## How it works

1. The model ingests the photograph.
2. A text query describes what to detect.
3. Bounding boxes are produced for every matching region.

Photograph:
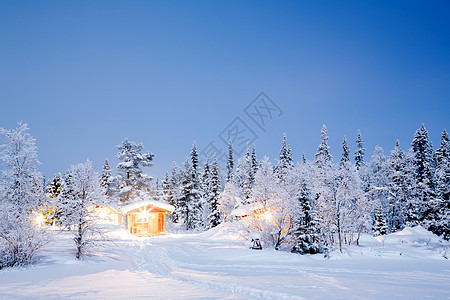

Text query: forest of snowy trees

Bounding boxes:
[160,124,450,253]
[1,122,449,268]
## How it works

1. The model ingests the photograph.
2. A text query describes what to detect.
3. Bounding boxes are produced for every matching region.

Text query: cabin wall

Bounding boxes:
[125,208,168,236]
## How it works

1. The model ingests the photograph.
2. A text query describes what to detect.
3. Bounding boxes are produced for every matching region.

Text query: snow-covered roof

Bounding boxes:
[232,202,264,217]
[120,200,175,214]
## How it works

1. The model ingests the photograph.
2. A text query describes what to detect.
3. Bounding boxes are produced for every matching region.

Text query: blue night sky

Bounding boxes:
[1,1,449,180]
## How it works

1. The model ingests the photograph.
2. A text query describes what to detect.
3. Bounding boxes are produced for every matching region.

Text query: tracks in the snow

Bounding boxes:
[128,238,304,300]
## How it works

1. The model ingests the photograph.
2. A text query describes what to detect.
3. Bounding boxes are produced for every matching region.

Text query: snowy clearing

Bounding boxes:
[1,224,450,299]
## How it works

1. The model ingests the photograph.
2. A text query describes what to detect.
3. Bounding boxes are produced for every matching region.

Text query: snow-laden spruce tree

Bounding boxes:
[233,146,253,203]
[373,205,387,236]
[354,129,366,171]
[251,144,258,181]
[56,160,105,259]
[275,133,294,182]
[311,125,337,247]
[116,138,154,204]
[409,124,436,225]
[187,143,204,230]
[384,140,415,232]
[291,160,324,254]
[207,155,222,228]
[45,173,62,225]
[174,143,204,231]
[201,157,212,227]
[0,123,48,268]
[100,158,117,202]
[364,146,389,224]
[428,130,450,239]
[170,162,186,224]
[226,139,234,183]
[161,172,174,206]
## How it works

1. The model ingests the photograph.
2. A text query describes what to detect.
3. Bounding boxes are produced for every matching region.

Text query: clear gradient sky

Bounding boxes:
[0,1,449,180]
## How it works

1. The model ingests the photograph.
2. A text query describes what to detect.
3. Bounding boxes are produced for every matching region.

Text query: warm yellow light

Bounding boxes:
[262,211,273,221]
[35,214,45,225]
[138,208,150,222]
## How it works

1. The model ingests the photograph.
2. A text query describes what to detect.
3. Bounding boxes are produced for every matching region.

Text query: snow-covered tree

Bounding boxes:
[409,124,435,224]
[178,143,204,231]
[161,172,173,205]
[0,123,48,267]
[275,133,294,183]
[251,144,258,180]
[311,125,336,247]
[226,139,234,183]
[373,205,387,236]
[233,147,253,202]
[170,162,185,224]
[218,182,242,222]
[208,155,222,228]
[340,136,350,167]
[335,138,367,250]
[116,138,154,204]
[45,173,62,225]
[247,157,294,249]
[100,159,111,190]
[56,160,105,259]
[291,167,324,254]
[428,130,450,239]
[385,140,410,232]
[366,146,389,210]
[354,130,365,171]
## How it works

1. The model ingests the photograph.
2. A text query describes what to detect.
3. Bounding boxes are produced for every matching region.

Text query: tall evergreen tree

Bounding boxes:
[170,163,184,224]
[185,142,203,230]
[161,172,173,205]
[354,130,366,171]
[312,125,336,247]
[410,124,435,224]
[291,180,323,254]
[45,173,62,224]
[429,129,450,239]
[208,155,222,228]
[275,133,294,182]
[116,138,154,204]
[385,140,411,232]
[100,158,113,200]
[373,205,387,236]
[340,136,350,167]
[100,159,111,190]
[233,146,253,202]
[435,129,450,202]
[226,139,234,183]
[251,144,258,183]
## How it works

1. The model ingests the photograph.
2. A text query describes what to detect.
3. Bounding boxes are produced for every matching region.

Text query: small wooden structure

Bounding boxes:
[108,200,174,237]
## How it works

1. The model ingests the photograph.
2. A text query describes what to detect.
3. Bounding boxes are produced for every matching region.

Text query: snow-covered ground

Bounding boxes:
[1,224,449,299]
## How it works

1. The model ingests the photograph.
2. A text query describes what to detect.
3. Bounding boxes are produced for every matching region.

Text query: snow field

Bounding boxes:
[1,224,449,299]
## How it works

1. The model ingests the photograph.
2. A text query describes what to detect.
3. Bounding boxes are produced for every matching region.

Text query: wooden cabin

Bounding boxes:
[108,200,175,237]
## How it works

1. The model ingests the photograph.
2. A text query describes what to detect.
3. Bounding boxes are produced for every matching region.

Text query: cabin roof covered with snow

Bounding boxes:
[119,200,175,214]
[232,202,264,217]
